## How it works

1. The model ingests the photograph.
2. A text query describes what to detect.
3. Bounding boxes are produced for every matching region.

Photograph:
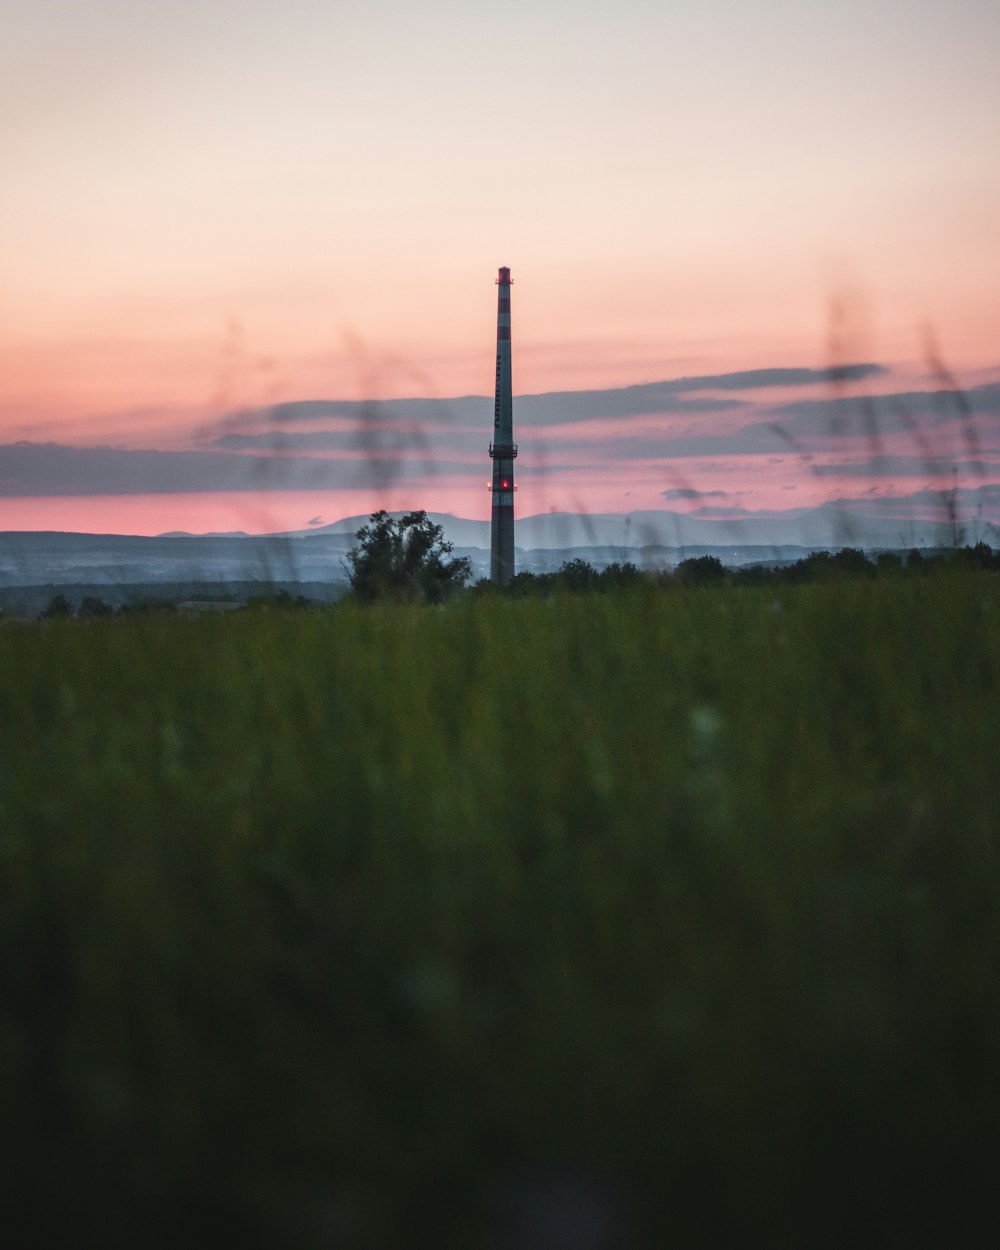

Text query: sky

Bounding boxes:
[2,0,999,537]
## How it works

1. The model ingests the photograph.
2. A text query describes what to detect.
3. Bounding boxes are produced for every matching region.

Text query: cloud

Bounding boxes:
[12,368,993,501]
[223,390,745,433]
[691,505,754,517]
[811,455,997,477]
[210,426,488,455]
[0,441,476,497]
[763,382,1000,442]
[598,382,1000,461]
[549,425,794,460]
[870,483,1000,510]
[192,368,1000,492]
[219,363,884,434]
[750,483,1000,519]
[617,485,1000,551]
[675,363,885,389]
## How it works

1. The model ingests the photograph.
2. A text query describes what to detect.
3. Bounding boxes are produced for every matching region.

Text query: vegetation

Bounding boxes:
[11,544,998,621]
[346,509,472,603]
[40,591,73,619]
[1,570,999,1246]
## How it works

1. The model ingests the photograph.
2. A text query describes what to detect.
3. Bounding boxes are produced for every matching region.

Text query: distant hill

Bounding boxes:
[292,513,493,547]
[0,530,355,590]
[2,505,993,595]
[294,506,996,552]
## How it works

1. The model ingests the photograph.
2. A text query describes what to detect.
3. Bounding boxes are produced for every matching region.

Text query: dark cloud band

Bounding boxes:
[221,363,885,432]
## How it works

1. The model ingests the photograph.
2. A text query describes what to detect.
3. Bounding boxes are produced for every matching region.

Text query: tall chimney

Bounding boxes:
[489,266,516,585]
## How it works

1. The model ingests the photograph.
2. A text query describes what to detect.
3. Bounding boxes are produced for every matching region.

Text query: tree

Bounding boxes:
[555,558,599,593]
[243,588,312,611]
[79,596,114,618]
[875,552,903,575]
[676,555,726,587]
[601,561,643,589]
[41,593,73,619]
[346,511,472,604]
[828,547,873,578]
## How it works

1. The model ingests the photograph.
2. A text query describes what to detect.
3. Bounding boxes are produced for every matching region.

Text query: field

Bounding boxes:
[2,575,999,1247]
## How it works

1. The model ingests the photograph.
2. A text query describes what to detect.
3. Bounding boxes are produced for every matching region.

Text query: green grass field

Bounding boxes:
[2,575,999,1247]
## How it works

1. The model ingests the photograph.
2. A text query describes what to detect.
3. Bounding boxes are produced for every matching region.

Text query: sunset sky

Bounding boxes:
[3,0,999,537]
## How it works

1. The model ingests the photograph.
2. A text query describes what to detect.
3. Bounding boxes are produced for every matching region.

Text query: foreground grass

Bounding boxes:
[1,576,999,1247]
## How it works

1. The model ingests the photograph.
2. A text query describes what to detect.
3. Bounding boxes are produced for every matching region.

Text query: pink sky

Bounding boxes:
[2,1,998,537]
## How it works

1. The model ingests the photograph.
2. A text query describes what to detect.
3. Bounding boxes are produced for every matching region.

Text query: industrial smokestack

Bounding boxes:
[490,266,516,585]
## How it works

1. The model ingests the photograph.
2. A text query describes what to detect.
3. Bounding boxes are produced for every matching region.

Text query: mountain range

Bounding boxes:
[2,501,995,602]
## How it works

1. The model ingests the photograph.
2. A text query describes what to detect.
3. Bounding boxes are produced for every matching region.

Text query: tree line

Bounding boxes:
[11,511,999,620]
[345,511,1000,603]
